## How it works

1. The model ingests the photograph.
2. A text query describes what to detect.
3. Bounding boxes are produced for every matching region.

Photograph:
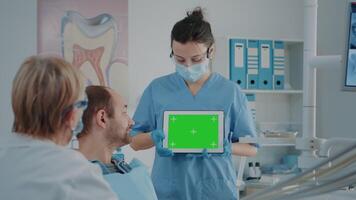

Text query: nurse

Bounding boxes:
[0,55,118,200]
[130,7,258,200]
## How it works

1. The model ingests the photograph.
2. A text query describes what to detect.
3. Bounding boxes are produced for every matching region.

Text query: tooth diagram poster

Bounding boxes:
[37,0,129,99]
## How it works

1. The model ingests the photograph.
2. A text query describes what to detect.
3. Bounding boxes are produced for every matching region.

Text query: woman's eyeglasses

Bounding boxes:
[62,98,88,117]
[170,48,210,66]
[73,99,88,110]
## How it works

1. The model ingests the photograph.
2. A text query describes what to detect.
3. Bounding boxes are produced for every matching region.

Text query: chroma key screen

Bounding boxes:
[166,114,220,149]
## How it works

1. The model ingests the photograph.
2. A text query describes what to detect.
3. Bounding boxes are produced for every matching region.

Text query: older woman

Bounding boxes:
[0,55,118,200]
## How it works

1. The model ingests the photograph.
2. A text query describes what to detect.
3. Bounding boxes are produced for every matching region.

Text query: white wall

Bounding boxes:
[128,0,304,112]
[316,0,356,139]
[0,0,37,139]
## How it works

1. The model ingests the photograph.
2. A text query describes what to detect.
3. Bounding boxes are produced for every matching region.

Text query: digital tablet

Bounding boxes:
[163,111,224,153]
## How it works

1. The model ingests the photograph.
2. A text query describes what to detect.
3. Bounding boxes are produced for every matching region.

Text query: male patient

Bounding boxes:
[77,85,157,200]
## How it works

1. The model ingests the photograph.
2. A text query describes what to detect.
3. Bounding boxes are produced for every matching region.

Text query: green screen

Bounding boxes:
[167,114,220,149]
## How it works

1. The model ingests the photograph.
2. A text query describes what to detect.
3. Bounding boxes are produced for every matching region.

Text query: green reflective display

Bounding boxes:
[167,114,220,149]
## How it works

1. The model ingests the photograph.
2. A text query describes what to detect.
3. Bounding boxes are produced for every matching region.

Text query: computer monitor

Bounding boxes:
[344,2,356,90]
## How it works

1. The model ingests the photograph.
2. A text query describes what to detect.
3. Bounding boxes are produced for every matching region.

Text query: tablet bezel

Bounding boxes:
[163,110,224,153]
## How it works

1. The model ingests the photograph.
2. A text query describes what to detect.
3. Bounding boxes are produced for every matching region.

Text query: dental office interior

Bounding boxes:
[1,0,356,199]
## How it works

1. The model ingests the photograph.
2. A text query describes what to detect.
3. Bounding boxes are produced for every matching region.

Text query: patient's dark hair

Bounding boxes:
[79,85,115,137]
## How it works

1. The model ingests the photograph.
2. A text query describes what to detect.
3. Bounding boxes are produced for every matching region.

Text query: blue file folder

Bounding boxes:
[246,93,256,121]
[230,39,247,89]
[247,40,259,89]
[273,41,285,90]
[258,40,273,89]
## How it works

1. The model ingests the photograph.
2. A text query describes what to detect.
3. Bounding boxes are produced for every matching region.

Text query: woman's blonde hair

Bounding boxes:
[12,55,84,138]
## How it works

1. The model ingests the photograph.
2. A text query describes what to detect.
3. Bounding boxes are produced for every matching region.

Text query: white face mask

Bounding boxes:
[175,59,209,82]
[68,115,84,149]
[68,98,87,149]
[72,119,84,137]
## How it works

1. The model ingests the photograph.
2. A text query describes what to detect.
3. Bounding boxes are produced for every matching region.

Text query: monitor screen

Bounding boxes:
[345,2,356,89]
[163,111,224,153]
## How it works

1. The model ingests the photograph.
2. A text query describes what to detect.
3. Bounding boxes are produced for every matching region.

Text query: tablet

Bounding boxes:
[163,111,224,153]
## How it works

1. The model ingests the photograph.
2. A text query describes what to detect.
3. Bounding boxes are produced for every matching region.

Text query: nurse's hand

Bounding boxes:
[151,130,174,157]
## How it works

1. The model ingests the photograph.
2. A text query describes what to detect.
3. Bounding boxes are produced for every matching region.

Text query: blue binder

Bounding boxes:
[258,40,273,89]
[230,39,247,89]
[247,40,259,89]
[273,41,285,90]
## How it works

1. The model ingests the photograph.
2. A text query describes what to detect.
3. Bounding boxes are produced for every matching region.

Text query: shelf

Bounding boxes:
[224,35,303,43]
[241,89,303,94]
[239,137,296,147]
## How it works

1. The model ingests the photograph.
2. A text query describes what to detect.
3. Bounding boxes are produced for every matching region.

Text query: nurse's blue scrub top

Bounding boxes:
[131,72,257,200]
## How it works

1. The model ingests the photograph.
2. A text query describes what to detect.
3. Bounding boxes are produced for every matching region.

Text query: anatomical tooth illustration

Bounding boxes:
[61,11,118,86]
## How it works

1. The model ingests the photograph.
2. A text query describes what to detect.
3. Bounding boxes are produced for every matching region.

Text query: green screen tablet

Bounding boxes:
[163,111,224,153]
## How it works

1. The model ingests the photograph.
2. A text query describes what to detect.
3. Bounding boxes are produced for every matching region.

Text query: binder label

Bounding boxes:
[234,43,244,68]
[261,44,271,69]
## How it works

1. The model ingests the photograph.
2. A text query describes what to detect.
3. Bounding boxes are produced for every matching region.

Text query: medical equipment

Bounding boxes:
[111,154,132,174]
[344,2,356,90]
[242,142,356,200]
[163,111,224,153]
[297,0,356,171]
[255,162,262,178]
[240,1,356,199]
[247,162,261,180]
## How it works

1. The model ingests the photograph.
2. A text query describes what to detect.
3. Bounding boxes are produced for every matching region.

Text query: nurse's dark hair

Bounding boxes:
[171,7,215,49]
